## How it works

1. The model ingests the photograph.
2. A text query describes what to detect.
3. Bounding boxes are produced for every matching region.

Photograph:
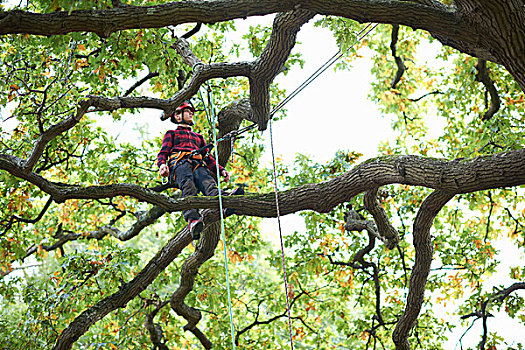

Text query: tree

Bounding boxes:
[1,0,524,349]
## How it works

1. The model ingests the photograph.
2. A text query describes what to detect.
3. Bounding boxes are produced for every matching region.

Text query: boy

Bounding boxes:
[157,101,232,240]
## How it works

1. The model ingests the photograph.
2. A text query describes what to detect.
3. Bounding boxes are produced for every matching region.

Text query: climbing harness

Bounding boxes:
[158,150,205,188]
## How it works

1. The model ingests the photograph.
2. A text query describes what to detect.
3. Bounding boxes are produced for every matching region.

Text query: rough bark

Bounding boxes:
[2,0,524,89]
[249,10,315,129]
[364,188,400,249]
[3,150,525,217]
[392,190,455,349]
[170,222,220,349]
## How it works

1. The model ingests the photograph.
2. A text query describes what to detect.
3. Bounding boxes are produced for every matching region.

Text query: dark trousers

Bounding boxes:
[174,160,219,222]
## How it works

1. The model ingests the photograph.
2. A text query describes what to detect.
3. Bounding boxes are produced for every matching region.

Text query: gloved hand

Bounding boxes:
[159,164,169,177]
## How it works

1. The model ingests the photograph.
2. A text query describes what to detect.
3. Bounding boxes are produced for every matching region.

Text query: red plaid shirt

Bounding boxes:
[157,126,224,173]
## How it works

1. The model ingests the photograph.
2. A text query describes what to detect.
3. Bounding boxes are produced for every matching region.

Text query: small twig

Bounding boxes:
[459,282,525,349]
[235,290,306,345]
[484,191,493,242]
[475,59,500,121]
[407,90,443,102]
[390,25,405,89]
[182,23,202,39]
[123,70,160,96]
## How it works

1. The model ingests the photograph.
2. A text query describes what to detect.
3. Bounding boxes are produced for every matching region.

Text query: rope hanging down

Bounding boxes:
[200,87,237,350]
[266,23,378,350]
[269,117,295,349]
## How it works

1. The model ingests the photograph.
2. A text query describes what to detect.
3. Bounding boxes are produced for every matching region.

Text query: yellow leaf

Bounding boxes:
[117,201,126,211]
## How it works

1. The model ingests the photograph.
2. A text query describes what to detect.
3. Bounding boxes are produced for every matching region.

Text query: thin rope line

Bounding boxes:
[204,88,237,350]
[269,117,295,349]
[262,24,379,349]
[270,23,378,117]
[198,87,213,128]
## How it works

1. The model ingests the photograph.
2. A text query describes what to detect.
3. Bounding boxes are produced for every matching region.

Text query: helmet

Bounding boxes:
[170,101,195,125]
[175,101,195,114]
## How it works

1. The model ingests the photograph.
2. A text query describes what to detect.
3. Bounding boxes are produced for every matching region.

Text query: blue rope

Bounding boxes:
[203,87,237,349]
[197,88,213,129]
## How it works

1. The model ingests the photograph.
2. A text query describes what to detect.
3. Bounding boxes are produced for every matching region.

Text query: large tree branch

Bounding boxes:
[249,9,315,129]
[170,222,221,349]
[145,299,170,350]
[390,24,406,89]
[3,149,525,217]
[475,59,501,121]
[0,1,450,37]
[3,0,525,89]
[363,188,400,249]
[392,190,455,349]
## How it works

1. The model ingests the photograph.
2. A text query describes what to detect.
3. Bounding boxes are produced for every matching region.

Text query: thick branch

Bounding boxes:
[4,0,525,89]
[475,59,501,121]
[170,221,220,349]
[344,208,388,246]
[390,24,405,88]
[0,1,465,45]
[249,9,315,130]
[3,150,525,218]
[392,190,455,349]
[145,299,170,350]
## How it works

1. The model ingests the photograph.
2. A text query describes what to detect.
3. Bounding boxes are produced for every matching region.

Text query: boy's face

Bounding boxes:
[175,108,194,124]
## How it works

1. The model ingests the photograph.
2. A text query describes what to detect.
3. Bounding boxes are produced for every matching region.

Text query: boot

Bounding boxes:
[188,218,204,240]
